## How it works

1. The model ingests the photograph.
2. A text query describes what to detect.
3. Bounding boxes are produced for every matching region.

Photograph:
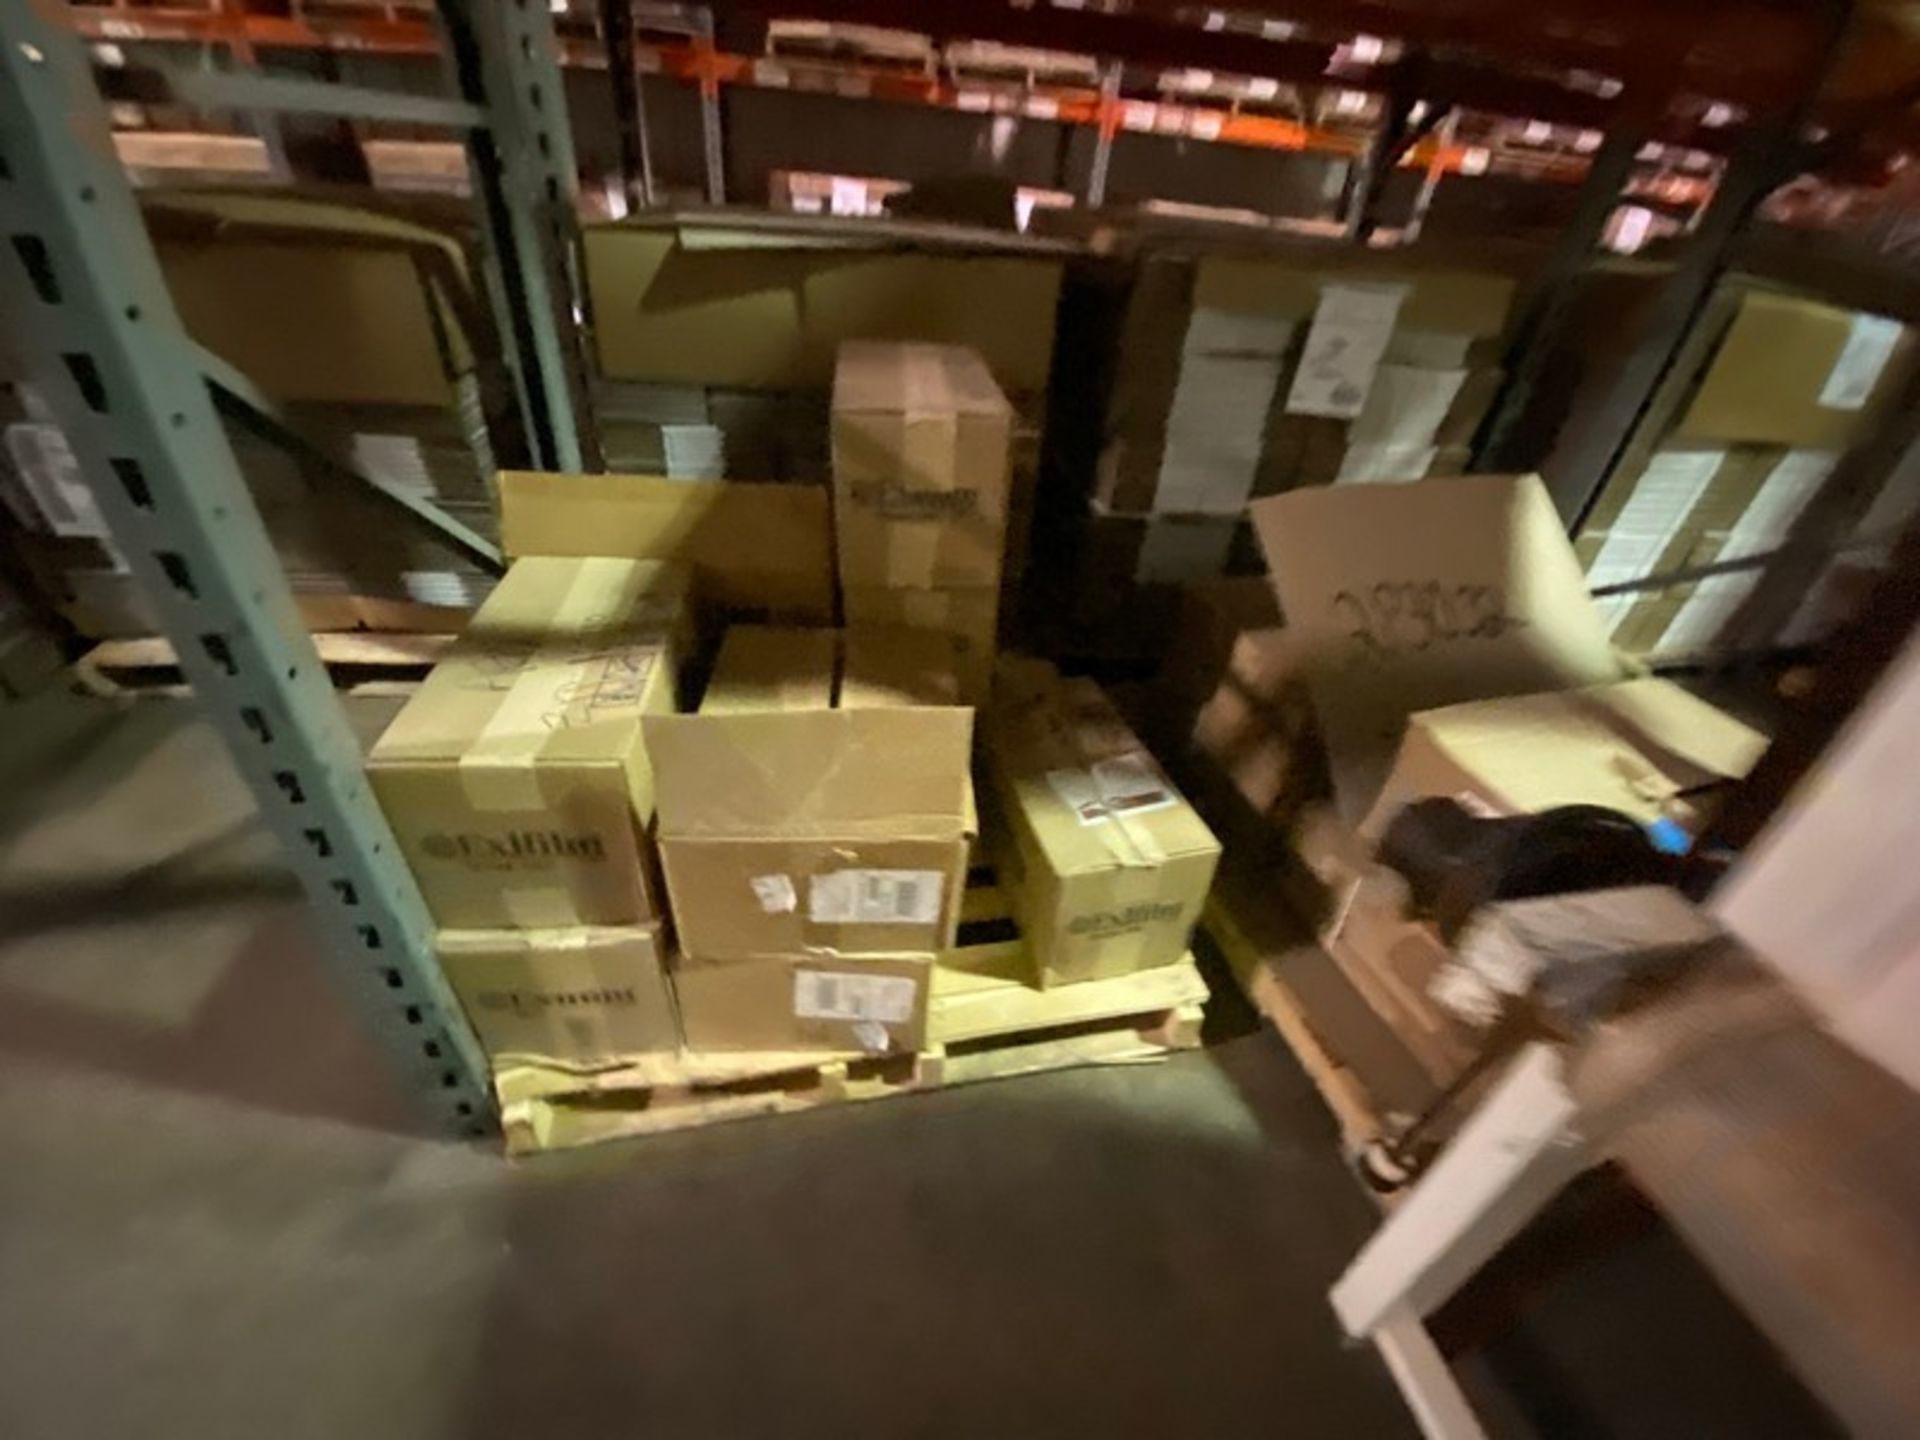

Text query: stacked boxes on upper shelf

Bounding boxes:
[1063,245,1515,656]
[647,625,975,1054]
[832,341,1015,697]
[1572,278,1913,663]
[367,556,692,1067]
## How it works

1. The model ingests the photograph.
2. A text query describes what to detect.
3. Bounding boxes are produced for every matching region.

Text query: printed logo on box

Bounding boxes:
[419,829,608,867]
[1067,900,1186,938]
[847,480,979,521]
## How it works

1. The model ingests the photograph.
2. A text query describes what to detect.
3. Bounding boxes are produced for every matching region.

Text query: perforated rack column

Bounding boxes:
[0,3,494,1138]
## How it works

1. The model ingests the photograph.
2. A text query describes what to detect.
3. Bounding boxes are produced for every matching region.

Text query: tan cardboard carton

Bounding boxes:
[842,584,998,699]
[437,925,678,1065]
[671,953,932,1054]
[368,556,687,928]
[648,626,974,961]
[841,626,963,708]
[1359,678,1767,839]
[831,341,1014,589]
[701,625,836,713]
[984,662,1220,987]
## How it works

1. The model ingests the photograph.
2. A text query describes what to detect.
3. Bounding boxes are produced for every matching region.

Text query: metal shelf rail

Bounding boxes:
[0,0,598,1136]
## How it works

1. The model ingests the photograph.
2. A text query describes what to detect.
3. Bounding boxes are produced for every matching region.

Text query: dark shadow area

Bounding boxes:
[453,1042,1417,1440]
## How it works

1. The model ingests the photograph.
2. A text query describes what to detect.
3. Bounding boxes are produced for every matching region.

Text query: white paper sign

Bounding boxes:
[1284,283,1408,419]
[808,869,943,925]
[1819,313,1902,410]
[793,970,917,1025]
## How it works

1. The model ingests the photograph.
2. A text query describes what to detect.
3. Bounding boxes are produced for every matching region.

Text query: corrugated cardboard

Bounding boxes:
[1192,258,1514,337]
[648,627,975,961]
[672,953,932,1054]
[984,662,1220,987]
[584,224,1062,392]
[701,626,836,713]
[831,342,1015,589]
[1677,290,1909,450]
[368,557,687,928]
[841,628,963,708]
[1359,677,1768,838]
[1250,474,1626,821]
[437,924,678,1065]
[150,191,473,408]
[842,584,998,699]
[498,470,833,619]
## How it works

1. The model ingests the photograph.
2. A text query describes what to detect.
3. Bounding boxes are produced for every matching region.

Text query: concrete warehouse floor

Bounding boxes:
[0,687,1419,1440]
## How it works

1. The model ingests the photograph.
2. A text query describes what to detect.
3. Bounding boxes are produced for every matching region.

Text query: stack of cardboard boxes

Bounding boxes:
[832,341,1015,699]
[1064,248,1515,656]
[367,556,692,1067]
[1574,281,1913,662]
[649,626,976,1053]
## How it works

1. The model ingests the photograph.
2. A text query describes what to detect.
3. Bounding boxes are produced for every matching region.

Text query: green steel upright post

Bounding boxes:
[0,1,495,1136]
[437,0,600,473]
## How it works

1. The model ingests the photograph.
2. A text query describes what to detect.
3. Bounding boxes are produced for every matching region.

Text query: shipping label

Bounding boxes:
[792,970,918,1025]
[808,869,944,925]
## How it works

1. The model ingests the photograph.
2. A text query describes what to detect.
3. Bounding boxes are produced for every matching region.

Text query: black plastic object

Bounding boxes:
[1376,799,1671,943]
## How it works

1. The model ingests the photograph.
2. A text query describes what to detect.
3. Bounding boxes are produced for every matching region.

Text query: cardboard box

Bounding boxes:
[1250,473,1627,820]
[671,953,932,1054]
[1359,677,1767,838]
[1676,290,1909,450]
[437,925,678,1064]
[831,341,1014,589]
[842,584,998,699]
[583,220,1064,393]
[368,557,687,928]
[701,625,835,713]
[498,470,834,621]
[648,627,975,961]
[983,662,1220,987]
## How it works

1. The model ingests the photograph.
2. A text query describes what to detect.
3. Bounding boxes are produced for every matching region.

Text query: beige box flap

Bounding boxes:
[842,627,962,708]
[833,340,1014,418]
[1251,473,1625,821]
[498,470,832,618]
[646,707,974,838]
[1363,677,1767,833]
[702,626,837,713]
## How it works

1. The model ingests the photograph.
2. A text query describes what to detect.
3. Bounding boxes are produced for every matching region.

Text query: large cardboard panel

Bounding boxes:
[498,470,834,619]
[842,584,998,700]
[367,557,686,928]
[151,191,471,407]
[585,226,1061,392]
[437,925,678,1064]
[1192,258,1514,337]
[672,953,932,1054]
[1361,677,1766,836]
[1251,473,1624,820]
[701,626,837,713]
[984,663,1220,987]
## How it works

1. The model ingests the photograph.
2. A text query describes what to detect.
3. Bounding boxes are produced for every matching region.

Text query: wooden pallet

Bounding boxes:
[76,630,454,695]
[496,876,1209,1155]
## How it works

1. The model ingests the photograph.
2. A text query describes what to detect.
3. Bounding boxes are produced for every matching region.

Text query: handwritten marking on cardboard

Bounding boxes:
[1284,283,1408,419]
[1330,581,1527,659]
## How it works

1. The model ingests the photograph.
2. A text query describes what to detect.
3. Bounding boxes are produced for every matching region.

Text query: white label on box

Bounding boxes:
[4,422,109,538]
[808,869,943,925]
[1046,752,1178,827]
[1284,283,1408,419]
[793,970,918,1025]
[1584,448,1721,630]
[750,873,798,914]
[1819,313,1902,410]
